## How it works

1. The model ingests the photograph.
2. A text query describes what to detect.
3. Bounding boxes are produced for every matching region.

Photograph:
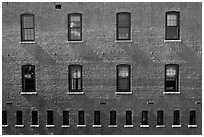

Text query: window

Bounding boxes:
[165,11,180,40]
[141,111,148,126]
[68,13,82,41]
[69,65,82,93]
[31,111,38,126]
[165,64,179,93]
[189,110,196,126]
[20,14,35,42]
[125,111,132,125]
[110,111,116,126]
[173,110,180,126]
[47,111,54,126]
[62,111,69,125]
[16,111,23,125]
[2,110,7,126]
[94,111,101,125]
[116,12,131,40]
[78,111,85,125]
[117,64,131,93]
[157,110,164,126]
[22,65,36,93]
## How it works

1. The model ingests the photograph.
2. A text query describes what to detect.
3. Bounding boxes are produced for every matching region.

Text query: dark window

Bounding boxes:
[165,64,179,93]
[68,13,82,41]
[173,110,180,125]
[22,65,36,92]
[20,14,35,41]
[94,111,101,125]
[189,110,196,125]
[2,111,7,125]
[78,111,85,125]
[110,111,116,125]
[31,111,38,125]
[116,12,131,40]
[126,111,132,125]
[165,11,180,40]
[16,111,23,125]
[117,64,131,92]
[69,65,82,92]
[157,110,164,125]
[55,4,61,9]
[141,110,148,125]
[47,111,54,125]
[63,111,69,125]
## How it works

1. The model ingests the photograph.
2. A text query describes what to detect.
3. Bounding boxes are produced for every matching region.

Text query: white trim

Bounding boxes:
[115,40,132,43]
[172,125,181,128]
[15,125,24,128]
[156,125,165,128]
[77,125,86,128]
[46,125,55,128]
[140,125,149,128]
[21,92,37,95]
[124,125,134,128]
[164,40,182,43]
[67,92,84,95]
[108,125,117,128]
[163,92,180,95]
[67,41,83,43]
[188,125,198,128]
[2,125,8,128]
[115,92,132,95]
[61,125,70,128]
[30,125,39,128]
[19,41,36,44]
[92,125,102,128]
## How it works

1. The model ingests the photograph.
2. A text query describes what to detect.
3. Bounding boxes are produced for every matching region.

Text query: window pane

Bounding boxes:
[16,111,23,125]
[141,111,148,125]
[24,29,34,41]
[167,14,177,26]
[110,111,116,125]
[78,111,84,125]
[157,110,164,125]
[118,13,130,27]
[118,28,129,40]
[70,28,81,40]
[94,111,100,125]
[189,110,196,125]
[23,16,34,28]
[70,16,81,28]
[173,110,180,125]
[118,78,129,91]
[119,66,129,78]
[126,111,132,125]
[47,111,54,125]
[32,111,38,125]
[2,111,7,125]
[63,111,69,125]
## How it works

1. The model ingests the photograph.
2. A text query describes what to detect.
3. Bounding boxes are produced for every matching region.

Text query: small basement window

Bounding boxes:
[172,110,181,127]
[125,111,132,126]
[63,111,69,125]
[16,111,24,127]
[31,111,38,126]
[157,110,164,126]
[55,4,61,9]
[2,110,8,126]
[46,110,54,127]
[109,111,117,126]
[94,111,101,126]
[140,110,149,127]
[189,110,197,127]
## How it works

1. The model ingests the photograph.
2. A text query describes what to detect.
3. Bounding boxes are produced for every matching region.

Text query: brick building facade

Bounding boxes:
[2,2,202,135]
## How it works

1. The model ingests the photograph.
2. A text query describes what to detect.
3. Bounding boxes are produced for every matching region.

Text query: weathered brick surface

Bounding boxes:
[2,2,202,135]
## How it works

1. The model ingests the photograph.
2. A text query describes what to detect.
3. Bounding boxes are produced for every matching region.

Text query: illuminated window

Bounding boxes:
[165,64,179,93]
[68,13,82,41]
[117,64,131,92]
[165,11,180,40]
[20,14,35,41]
[116,12,131,40]
[31,111,38,125]
[69,65,82,92]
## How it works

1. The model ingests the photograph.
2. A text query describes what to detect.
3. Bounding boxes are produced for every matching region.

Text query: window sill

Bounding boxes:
[115,40,132,43]
[156,125,165,128]
[15,125,24,128]
[46,125,55,128]
[19,41,36,44]
[163,92,180,95]
[2,125,8,128]
[67,92,84,95]
[21,92,37,95]
[172,125,181,128]
[92,125,102,128]
[124,125,134,128]
[77,125,86,128]
[188,125,198,128]
[164,40,181,43]
[108,125,117,128]
[115,92,132,95]
[61,125,70,128]
[67,41,83,43]
[30,125,39,128]
[140,125,149,128]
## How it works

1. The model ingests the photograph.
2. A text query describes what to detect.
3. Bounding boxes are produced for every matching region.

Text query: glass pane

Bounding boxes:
[70,28,81,40]
[118,78,129,91]
[119,66,129,77]
[173,110,180,125]
[118,14,130,27]
[166,26,178,39]
[118,28,129,40]
[70,16,81,28]
[32,111,38,125]
[78,111,84,125]
[167,14,177,26]
[142,111,148,125]
[24,16,34,28]
[63,111,69,125]
[47,111,53,125]
[110,111,116,125]
[24,29,34,41]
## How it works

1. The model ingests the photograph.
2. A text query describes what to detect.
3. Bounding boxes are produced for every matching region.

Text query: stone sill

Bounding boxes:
[15,125,24,128]
[2,125,8,128]
[124,125,134,128]
[46,125,55,128]
[108,125,117,128]
[172,125,181,128]
[115,40,132,43]
[156,125,165,128]
[188,125,198,128]
[61,125,70,128]
[67,92,84,95]
[77,125,86,128]
[164,40,181,43]
[115,92,132,95]
[140,125,149,128]
[19,41,36,44]
[163,92,180,95]
[30,125,39,128]
[67,41,83,43]
[21,92,37,95]
[92,125,102,128]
